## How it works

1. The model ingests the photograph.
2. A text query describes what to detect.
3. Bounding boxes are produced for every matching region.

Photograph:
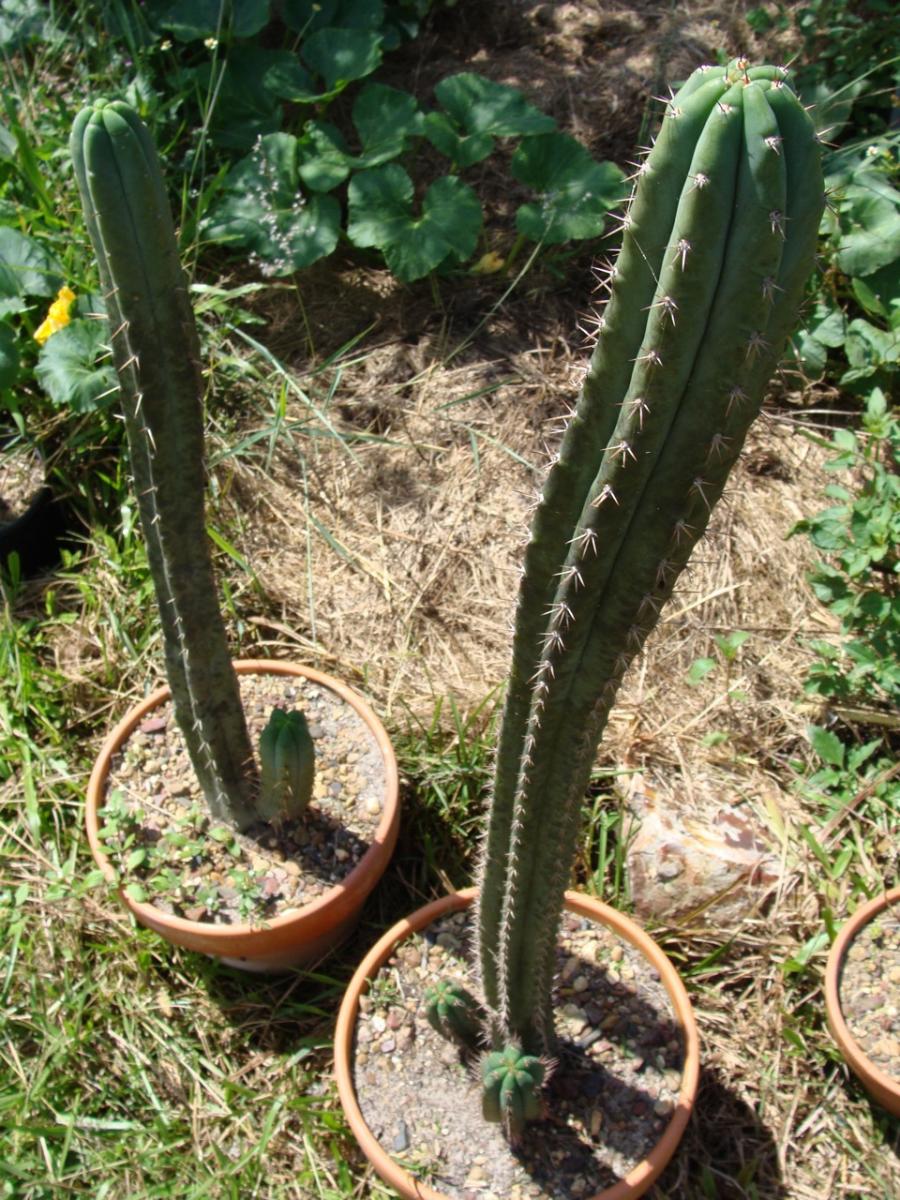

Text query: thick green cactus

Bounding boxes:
[470,58,824,1072]
[481,1046,546,1138]
[258,708,316,821]
[423,979,483,1050]
[70,101,257,829]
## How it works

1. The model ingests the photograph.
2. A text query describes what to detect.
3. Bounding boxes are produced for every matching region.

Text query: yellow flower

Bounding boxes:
[34,285,76,345]
[471,251,506,276]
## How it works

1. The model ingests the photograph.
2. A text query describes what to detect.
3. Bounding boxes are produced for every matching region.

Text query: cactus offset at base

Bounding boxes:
[481,1046,546,1139]
[426,59,824,1130]
[258,708,316,822]
[424,980,484,1051]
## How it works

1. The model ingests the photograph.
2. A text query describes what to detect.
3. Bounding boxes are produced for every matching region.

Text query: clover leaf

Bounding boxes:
[203,133,340,274]
[347,165,482,281]
[511,132,626,244]
[34,318,118,412]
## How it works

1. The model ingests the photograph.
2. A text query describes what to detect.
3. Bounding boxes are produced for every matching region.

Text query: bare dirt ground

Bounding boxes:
[201,3,898,1195]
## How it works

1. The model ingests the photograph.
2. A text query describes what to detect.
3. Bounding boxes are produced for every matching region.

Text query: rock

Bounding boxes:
[139,716,168,734]
[623,773,783,926]
[392,1119,409,1152]
[365,796,382,815]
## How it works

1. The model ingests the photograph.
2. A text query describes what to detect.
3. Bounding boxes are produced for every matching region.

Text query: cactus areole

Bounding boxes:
[474,59,824,1068]
[70,100,258,829]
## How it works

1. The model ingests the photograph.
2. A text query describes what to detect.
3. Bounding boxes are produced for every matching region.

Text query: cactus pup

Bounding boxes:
[433,59,824,1133]
[70,101,312,831]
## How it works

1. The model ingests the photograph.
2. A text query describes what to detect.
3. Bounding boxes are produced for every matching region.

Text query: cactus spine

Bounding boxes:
[475,60,824,1062]
[70,101,257,829]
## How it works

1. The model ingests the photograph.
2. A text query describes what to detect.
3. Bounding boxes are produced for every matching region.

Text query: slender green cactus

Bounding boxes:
[70,101,258,829]
[423,980,484,1050]
[258,708,316,821]
[470,58,824,1072]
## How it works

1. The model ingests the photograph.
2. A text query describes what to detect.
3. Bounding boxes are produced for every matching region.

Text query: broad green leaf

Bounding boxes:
[0,228,62,301]
[281,0,338,33]
[347,166,482,281]
[851,259,900,321]
[434,73,556,138]
[148,0,269,41]
[840,318,898,385]
[512,133,625,244]
[123,882,148,904]
[790,327,827,375]
[190,49,317,150]
[423,112,494,168]
[0,0,47,51]
[301,27,383,92]
[34,318,118,412]
[352,83,424,164]
[282,0,384,33]
[0,321,19,388]
[835,185,900,277]
[204,133,340,272]
[297,87,423,189]
[686,657,716,685]
[806,725,845,768]
[297,121,352,192]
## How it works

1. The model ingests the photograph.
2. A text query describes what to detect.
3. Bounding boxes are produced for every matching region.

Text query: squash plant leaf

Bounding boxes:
[189,48,318,150]
[0,228,62,311]
[35,318,118,412]
[347,165,482,281]
[301,27,383,94]
[146,0,270,41]
[351,83,424,165]
[203,133,340,273]
[297,121,352,192]
[425,72,556,167]
[298,85,423,189]
[511,132,626,244]
[282,0,385,34]
[0,320,19,389]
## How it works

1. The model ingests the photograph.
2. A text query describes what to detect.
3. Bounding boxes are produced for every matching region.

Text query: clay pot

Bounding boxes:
[825,885,900,1117]
[335,887,700,1200]
[86,659,400,971]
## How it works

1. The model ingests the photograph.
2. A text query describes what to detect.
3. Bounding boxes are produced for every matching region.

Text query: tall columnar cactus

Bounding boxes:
[473,59,825,1070]
[71,101,258,829]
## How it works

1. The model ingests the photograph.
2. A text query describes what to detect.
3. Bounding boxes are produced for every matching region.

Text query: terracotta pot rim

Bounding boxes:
[85,658,400,943]
[335,886,701,1200]
[824,884,900,1113]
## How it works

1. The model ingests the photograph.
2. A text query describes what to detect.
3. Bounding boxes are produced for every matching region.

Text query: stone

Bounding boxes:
[392,1119,409,1152]
[623,772,783,926]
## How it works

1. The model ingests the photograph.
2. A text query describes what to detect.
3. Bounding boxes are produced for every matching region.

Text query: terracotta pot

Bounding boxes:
[335,887,700,1200]
[86,659,400,971]
[825,884,900,1117]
